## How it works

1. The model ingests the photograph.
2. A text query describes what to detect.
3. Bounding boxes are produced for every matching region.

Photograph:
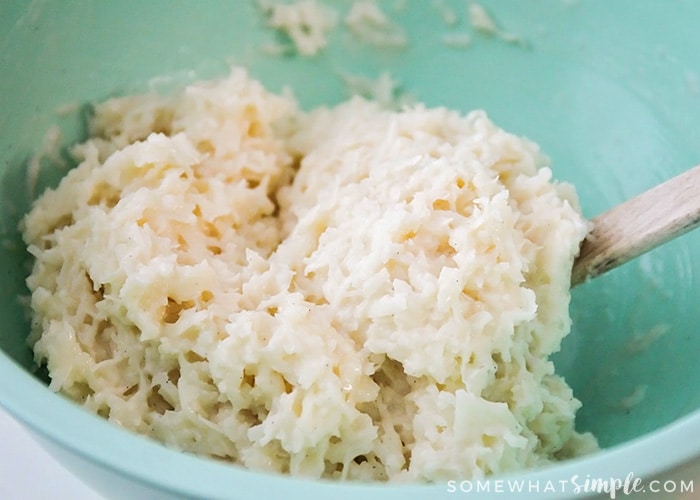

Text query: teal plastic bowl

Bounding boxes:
[2,1,700,498]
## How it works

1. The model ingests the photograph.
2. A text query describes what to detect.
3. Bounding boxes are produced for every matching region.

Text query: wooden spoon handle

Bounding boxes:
[571,164,700,286]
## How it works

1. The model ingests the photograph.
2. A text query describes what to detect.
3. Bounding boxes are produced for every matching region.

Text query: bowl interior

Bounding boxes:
[2,0,700,495]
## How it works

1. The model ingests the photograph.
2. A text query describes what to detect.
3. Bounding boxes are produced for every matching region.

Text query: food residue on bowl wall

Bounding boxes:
[257,0,528,57]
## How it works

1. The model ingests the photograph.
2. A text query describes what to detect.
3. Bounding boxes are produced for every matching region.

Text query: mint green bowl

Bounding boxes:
[2,1,700,499]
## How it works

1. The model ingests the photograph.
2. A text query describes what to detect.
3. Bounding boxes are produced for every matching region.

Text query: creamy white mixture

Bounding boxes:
[23,68,597,481]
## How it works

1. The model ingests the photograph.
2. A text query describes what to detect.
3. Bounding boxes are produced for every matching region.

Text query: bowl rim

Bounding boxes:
[1,349,699,500]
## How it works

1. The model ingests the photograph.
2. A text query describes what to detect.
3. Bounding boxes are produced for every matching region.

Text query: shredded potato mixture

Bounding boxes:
[23,68,596,481]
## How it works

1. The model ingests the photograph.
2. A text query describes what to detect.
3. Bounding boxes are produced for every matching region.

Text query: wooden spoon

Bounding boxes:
[571,164,700,286]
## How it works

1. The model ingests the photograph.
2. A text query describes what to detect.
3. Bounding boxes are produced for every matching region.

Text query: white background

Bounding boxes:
[0,406,102,500]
